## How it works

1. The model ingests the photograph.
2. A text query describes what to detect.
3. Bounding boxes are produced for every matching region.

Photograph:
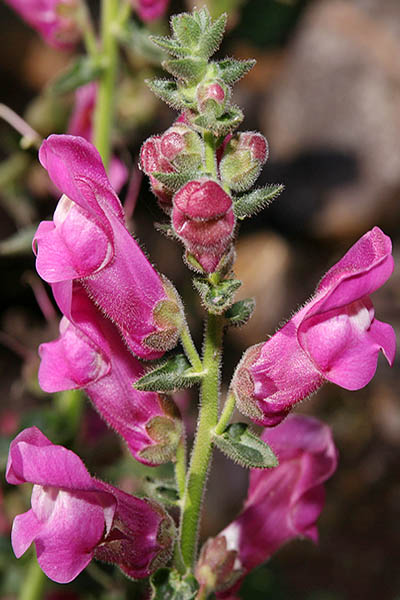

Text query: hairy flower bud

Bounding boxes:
[196,81,230,118]
[140,135,175,208]
[172,178,235,273]
[219,132,268,192]
[4,0,82,49]
[160,124,204,171]
[231,227,396,426]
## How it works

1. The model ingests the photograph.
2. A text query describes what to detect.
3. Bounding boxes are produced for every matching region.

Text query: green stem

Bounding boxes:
[204,131,217,177]
[179,313,224,568]
[77,2,98,58]
[214,392,236,435]
[175,437,187,500]
[93,0,120,169]
[19,555,46,600]
[180,322,203,372]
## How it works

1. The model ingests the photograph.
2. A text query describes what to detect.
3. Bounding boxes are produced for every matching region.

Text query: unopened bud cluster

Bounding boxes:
[141,8,273,273]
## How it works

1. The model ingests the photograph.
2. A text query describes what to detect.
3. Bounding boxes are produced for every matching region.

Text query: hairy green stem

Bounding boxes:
[180,322,203,372]
[93,0,120,168]
[179,313,224,568]
[204,131,217,177]
[214,392,236,435]
[175,437,187,500]
[19,555,46,600]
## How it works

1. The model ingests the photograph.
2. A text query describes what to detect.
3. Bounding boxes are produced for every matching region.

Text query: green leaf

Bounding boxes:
[233,184,284,219]
[0,225,36,257]
[198,13,227,58]
[146,79,185,110]
[213,423,279,469]
[150,568,199,600]
[225,298,256,327]
[51,56,103,95]
[143,477,180,507]
[217,58,256,85]
[162,57,207,83]
[134,354,204,392]
[193,7,212,31]
[150,35,192,58]
[152,170,197,192]
[193,278,242,314]
[171,13,202,48]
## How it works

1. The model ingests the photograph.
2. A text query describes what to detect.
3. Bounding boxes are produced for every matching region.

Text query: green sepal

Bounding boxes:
[154,222,179,241]
[50,56,103,95]
[225,298,256,327]
[194,106,244,135]
[216,58,256,85]
[150,568,199,600]
[134,354,203,392]
[171,13,202,49]
[193,278,241,315]
[150,35,192,58]
[152,170,197,193]
[233,184,284,219]
[162,58,207,83]
[198,12,227,58]
[146,79,186,110]
[213,423,279,469]
[143,477,179,507]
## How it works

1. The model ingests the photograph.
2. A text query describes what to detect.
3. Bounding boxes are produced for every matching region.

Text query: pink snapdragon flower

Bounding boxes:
[68,83,128,193]
[135,0,169,22]
[4,0,81,49]
[232,227,396,426]
[6,427,175,583]
[172,178,235,273]
[39,284,183,465]
[196,415,338,597]
[33,135,183,360]
[140,134,176,209]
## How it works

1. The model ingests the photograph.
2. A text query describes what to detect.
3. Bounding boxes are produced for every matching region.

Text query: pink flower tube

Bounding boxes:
[33,135,183,360]
[68,83,128,193]
[38,283,183,465]
[232,227,396,426]
[4,0,81,49]
[6,427,175,583]
[135,0,169,22]
[196,415,338,597]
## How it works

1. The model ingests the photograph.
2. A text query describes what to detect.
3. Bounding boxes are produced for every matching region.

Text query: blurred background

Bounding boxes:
[0,0,399,599]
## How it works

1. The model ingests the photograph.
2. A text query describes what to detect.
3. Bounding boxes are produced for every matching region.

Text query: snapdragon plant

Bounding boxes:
[2,2,395,599]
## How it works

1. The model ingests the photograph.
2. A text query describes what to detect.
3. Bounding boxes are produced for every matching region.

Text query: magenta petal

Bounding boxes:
[35,203,112,283]
[248,315,323,427]
[6,427,52,484]
[39,318,110,392]
[312,227,394,316]
[11,510,42,558]
[32,487,109,584]
[39,135,124,222]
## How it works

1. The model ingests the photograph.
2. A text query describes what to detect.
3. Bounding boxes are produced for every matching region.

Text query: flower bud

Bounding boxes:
[219,132,268,192]
[140,135,175,208]
[196,81,230,118]
[160,124,204,171]
[195,536,243,597]
[172,178,235,273]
